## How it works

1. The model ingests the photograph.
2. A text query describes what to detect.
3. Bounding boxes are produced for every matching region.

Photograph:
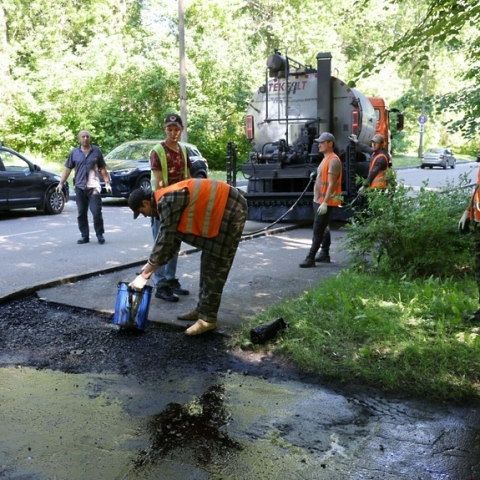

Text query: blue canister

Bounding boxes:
[113,282,153,330]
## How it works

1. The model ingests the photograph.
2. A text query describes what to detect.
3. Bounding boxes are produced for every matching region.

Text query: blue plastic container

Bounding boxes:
[113,282,153,330]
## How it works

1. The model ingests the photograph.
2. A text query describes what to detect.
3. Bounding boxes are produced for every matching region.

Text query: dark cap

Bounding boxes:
[164,113,183,128]
[128,188,151,219]
[314,132,335,143]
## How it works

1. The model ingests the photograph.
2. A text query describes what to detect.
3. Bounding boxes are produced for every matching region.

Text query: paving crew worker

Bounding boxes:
[149,113,192,303]
[299,132,342,268]
[349,133,390,194]
[127,178,248,336]
[57,129,111,244]
[459,155,480,319]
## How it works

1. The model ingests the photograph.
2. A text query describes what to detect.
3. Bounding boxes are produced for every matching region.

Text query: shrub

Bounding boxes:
[343,172,474,278]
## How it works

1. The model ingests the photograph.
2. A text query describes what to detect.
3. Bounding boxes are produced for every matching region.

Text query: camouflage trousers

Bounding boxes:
[196,193,247,323]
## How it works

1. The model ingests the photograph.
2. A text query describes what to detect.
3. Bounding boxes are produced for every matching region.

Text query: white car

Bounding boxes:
[420,148,456,170]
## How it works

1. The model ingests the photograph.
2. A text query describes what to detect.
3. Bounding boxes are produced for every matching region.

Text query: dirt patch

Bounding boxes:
[0,295,297,380]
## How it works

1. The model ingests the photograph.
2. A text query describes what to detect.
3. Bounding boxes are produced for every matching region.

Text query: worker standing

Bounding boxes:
[459,154,480,319]
[149,113,192,303]
[349,133,390,194]
[299,132,342,268]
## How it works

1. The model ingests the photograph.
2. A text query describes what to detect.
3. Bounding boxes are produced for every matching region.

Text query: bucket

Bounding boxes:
[113,282,153,330]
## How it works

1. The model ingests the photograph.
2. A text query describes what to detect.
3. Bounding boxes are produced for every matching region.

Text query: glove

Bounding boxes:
[358,186,365,196]
[55,183,63,194]
[136,262,150,275]
[458,210,471,234]
[310,171,317,181]
[349,134,358,143]
[317,203,328,216]
[105,184,112,194]
[128,274,148,291]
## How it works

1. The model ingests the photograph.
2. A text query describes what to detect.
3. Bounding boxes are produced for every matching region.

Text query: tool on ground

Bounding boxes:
[250,317,289,344]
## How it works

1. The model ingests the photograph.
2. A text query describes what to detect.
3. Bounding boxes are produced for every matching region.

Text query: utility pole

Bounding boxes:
[178,0,187,142]
[418,68,428,158]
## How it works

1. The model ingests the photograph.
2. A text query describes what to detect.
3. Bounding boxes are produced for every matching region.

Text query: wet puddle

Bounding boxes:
[1,366,479,479]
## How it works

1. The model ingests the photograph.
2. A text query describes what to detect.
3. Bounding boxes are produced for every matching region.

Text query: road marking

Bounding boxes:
[0,230,45,239]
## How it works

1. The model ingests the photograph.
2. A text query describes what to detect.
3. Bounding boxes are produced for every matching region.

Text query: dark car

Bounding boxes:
[101,140,209,197]
[0,143,69,214]
[420,147,456,169]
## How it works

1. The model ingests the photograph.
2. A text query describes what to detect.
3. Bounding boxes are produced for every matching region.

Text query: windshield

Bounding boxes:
[105,143,156,161]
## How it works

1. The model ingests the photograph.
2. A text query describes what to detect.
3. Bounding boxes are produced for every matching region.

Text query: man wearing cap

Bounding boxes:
[149,113,192,303]
[349,133,391,194]
[127,178,247,336]
[299,132,342,268]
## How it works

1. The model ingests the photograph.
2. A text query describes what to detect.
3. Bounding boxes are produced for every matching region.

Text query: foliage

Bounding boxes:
[2,0,479,164]
[232,270,480,402]
[354,0,480,141]
[343,173,473,277]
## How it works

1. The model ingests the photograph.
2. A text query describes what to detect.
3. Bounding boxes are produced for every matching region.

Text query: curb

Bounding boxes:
[0,223,304,304]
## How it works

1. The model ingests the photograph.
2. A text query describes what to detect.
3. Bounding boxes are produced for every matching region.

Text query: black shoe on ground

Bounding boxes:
[97,235,105,244]
[315,251,331,263]
[77,237,89,244]
[463,309,480,323]
[299,256,315,268]
[169,279,189,295]
[155,286,179,302]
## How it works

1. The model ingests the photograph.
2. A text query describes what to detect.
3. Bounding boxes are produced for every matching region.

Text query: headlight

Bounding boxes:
[112,168,135,175]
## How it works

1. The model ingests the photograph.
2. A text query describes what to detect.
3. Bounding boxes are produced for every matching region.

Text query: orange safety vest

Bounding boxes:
[369,153,389,190]
[468,168,480,222]
[318,153,342,206]
[154,179,230,238]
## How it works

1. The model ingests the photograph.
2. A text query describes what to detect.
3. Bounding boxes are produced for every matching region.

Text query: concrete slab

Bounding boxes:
[37,225,348,333]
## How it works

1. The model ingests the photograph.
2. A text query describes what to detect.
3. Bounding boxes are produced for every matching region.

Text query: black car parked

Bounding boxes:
[0,144,69,214]
[101,140,209,197]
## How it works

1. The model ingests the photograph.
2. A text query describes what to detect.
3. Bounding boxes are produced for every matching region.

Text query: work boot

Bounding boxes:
[155,286,179,302]
[299,256,315,268]
[77,237,89,244]
[169,279,189,295]
[315,250,331,263]
[185,319,217,336]
[177,309,199,321]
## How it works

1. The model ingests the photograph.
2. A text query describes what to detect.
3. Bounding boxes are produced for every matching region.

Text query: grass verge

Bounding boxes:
[231,270,480,403]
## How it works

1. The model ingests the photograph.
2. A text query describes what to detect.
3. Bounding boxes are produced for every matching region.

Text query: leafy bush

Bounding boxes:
[343,172,474,278]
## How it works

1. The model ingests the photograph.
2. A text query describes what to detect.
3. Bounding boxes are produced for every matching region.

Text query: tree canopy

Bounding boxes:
[0,0,479,168]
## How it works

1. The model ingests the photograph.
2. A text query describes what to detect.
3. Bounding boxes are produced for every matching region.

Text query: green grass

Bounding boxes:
[231,270,480,403]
